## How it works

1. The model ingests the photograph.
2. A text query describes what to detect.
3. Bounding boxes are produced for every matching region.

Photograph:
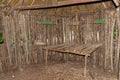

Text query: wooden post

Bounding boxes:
[0,59,2,72]
[110,10,116,71]
[45,49,48,66]
[84,55,88,80]
[75,13,79,43]
[116,7,120,80]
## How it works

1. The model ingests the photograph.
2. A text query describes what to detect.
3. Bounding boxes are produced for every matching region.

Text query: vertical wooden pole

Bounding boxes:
[75,13,80,44]
[22,14,29,64]
[116,8,120,80]
[0,59,2,72]
[62,18,66,61]
[45,49,48,66]
[104,11,109,69]
[84,55,88,80]
[110,10,116,71]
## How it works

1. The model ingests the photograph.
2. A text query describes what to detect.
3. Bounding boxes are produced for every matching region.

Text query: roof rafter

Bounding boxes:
[16,0,104,10]
[112,0,120,6]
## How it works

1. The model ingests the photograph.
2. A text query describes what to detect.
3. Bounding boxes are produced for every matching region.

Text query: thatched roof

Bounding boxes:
[0,0,119,14]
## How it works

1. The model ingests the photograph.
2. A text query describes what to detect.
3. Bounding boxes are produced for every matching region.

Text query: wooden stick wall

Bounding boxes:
[116,8,120,79]
[0,9,119,76]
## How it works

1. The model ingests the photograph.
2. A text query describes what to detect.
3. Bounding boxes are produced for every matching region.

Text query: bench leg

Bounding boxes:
[45,49,48,66]
[84,55,88,79]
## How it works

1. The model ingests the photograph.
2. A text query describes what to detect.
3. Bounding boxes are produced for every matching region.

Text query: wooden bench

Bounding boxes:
[43,43,102,79]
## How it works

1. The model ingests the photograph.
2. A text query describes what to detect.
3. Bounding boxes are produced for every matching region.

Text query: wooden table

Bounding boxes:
[43,43,102,78]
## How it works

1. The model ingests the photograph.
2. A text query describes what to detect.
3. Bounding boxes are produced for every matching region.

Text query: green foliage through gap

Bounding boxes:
[42,20,53,25]
[0,33,4,44]
[113,27,117,40]
[95,18,105,23]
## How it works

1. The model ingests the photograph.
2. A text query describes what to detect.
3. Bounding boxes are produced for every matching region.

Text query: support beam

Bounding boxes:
[16,0,103,10]
[113,0,120,6]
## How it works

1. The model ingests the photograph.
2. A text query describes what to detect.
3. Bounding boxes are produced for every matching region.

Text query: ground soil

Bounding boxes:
[0,61,117,80]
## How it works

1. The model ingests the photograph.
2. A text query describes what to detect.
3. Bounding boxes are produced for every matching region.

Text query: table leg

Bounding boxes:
[84,55,88,79]
[45,49,48,66]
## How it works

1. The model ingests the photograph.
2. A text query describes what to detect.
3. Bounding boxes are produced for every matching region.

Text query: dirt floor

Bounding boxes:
[0,61,117,80]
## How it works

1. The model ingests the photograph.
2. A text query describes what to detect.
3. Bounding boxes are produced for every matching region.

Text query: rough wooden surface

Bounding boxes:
[44,43,102,56]
[0,5,119,79]
[16,0,103,10]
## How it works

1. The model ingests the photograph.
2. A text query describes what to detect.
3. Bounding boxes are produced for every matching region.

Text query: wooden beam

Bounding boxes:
[113,0,120,6]
[16,0,103,10]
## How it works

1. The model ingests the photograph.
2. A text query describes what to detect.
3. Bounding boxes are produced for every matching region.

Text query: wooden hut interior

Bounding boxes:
[0,0,120,80]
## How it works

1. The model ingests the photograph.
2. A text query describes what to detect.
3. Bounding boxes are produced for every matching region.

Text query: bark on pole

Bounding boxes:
[117,7,120,80]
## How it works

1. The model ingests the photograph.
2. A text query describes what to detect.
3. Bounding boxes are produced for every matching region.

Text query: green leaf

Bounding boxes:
[42,20,53,25]
[19,34,23,40]
[0,33,4,43]
[95,19,105,23]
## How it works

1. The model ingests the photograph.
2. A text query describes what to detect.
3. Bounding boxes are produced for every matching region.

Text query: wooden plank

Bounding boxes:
[80,44,102,55]
[43,43,73,49]
[63,44,81,50]
[17,0,103,10]
[44,43,102,56]
[44,48,91,56]
[65,44,89,53]
[45,49,48,66]
[54,43,75,50]
[84,55,88,79]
